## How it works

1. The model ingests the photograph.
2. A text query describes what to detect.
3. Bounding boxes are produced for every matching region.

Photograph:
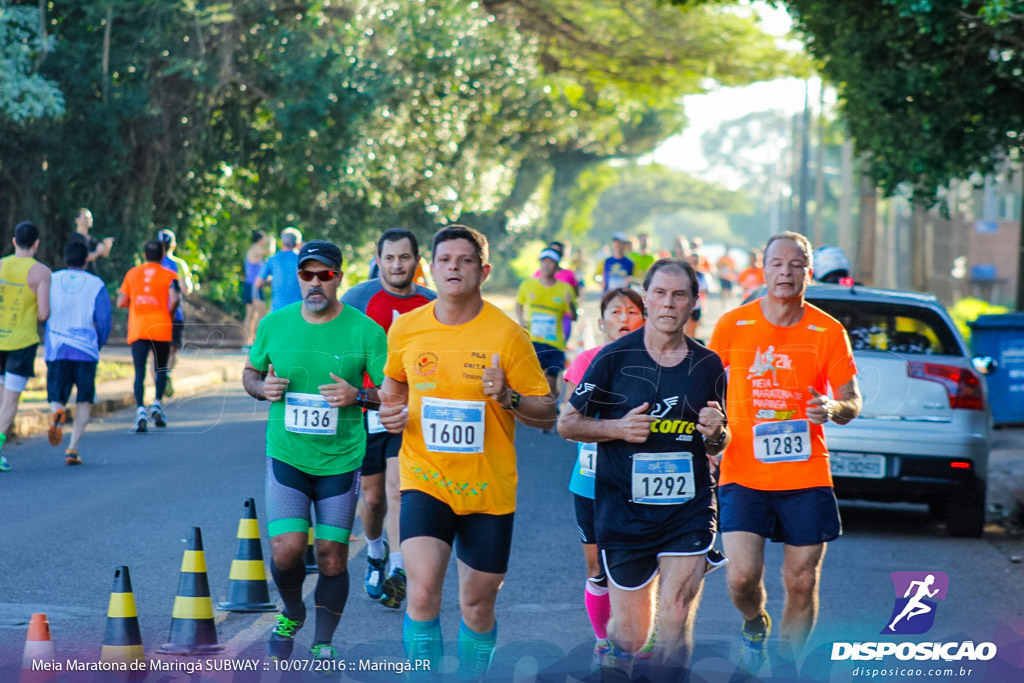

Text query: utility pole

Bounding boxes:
[796,80,811,236]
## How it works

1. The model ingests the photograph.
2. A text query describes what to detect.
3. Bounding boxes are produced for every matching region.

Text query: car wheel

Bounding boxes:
[944,477,986,538]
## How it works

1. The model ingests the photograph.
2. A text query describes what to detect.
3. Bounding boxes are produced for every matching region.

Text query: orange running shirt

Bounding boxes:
[120,263,177,343]
[708,299,856,490]
[384,301,550,515]
[738,267,764,294]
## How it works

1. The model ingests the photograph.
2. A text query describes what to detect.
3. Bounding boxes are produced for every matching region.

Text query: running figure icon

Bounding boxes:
[887,574,939,632]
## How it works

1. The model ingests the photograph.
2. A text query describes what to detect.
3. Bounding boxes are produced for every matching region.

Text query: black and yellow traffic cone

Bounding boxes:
[100,566,144,664]
[156,527,225,655]
[304,527,317,573]
[217,498,276,612]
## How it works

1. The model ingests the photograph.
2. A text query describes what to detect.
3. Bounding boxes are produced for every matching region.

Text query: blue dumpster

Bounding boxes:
[970,313,1024,425]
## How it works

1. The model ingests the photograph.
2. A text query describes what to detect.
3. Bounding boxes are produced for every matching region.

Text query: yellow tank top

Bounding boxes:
[0,256,41,349]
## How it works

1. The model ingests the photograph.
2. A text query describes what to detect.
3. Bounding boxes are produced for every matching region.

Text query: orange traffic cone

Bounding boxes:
[304,526,317,573]
[156,527,225,655]
[217,498,276,612]
[20,613,56,683]
[100,566,144,664]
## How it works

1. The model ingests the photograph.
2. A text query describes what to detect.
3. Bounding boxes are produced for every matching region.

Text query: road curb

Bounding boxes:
[11,364,244,441]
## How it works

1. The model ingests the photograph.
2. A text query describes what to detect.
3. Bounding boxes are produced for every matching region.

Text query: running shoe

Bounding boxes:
[48,408,66,446]
[310,644,338,678]
[380,567,407,609]
[636,630,656,660]
[601,648,634,682]
[365,539,389,599]
[65,449,82,466]
[590,638,611,672]
[737,611,772,675]
[0,454,9,472]
[149,403,167,428]
[266,613,304,660]
[133,409,148,433]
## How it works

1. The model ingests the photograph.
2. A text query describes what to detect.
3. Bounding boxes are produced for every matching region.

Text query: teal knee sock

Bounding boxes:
[457,619,497,680]
[403,614,443,675]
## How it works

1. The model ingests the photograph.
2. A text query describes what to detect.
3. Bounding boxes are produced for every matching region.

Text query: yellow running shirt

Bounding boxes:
[0,256,41,350]
[384,301,550,515]
[516,278,575,350]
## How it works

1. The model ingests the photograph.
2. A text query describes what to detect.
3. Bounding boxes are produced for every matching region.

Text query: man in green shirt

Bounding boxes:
[243,240,387,663]
[628,232,657,284]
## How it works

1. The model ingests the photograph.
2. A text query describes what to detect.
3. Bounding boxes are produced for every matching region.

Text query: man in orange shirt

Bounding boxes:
[118,239,179,432]
[378,225,556,679]
[709,231,861,674]
[737,249,765,301]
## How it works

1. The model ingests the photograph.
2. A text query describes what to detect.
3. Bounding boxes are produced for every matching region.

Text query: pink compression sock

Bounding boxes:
[584,580,611,640]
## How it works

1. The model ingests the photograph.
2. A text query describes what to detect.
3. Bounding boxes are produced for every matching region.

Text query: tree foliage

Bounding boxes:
[783,0,1024,199]
[1,0,795,309]
[0,6,65,124]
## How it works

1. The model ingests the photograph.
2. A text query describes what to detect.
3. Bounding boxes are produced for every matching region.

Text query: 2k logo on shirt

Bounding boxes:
[882,571,949,635]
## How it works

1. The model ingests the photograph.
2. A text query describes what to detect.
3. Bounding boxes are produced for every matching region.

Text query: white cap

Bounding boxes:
[539,248,561,263]
[612,232,629,242]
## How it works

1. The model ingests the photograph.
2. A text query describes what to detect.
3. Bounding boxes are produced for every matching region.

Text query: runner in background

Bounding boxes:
[157,229,195,398]
[684,252,709,339]
[243,230,273,349]
[531,240,580,350]
[717,248,739,306]
[254,227,303,311]
[671,236,691,260]
[117,239,179,433]
[628,232,657,284]
[601,233,634,292]
[342,228,436,611]
[0,222,52,472]
[517,248,577,402]
[738,249,765,302]
[562,287,645,669]
[45,240,112,465]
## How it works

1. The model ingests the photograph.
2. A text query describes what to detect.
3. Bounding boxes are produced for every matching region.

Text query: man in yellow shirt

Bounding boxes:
[0,222,52,472]
[515,248,577,397]
[379,224,557,679]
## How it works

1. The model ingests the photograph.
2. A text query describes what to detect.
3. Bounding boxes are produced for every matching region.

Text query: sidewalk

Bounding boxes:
[12,345,245,441]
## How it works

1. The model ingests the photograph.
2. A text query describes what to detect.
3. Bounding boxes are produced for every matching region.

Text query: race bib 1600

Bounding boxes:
[421,397,486,453]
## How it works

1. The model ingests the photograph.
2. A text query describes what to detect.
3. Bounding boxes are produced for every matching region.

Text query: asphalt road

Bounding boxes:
[1,352,1023,681]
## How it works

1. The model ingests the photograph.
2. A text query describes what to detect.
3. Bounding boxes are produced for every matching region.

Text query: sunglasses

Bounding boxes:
[298,268,340,282]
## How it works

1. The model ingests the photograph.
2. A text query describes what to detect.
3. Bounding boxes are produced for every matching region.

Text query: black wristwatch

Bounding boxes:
[502,390,522,410]
[355,388,369,408]
[704,428,727,449]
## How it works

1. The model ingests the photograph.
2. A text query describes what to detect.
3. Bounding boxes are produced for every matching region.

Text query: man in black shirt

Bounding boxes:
[69,208,114,275]
[559,258,729,676]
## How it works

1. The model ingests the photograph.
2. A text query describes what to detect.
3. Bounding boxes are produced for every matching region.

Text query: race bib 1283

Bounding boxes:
[753,419,811,463]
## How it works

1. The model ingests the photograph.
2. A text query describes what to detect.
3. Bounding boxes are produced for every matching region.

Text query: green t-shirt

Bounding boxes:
[629,252,657,281]
[249,302,387,476]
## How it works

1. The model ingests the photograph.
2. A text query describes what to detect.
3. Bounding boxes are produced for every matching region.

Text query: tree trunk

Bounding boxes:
[102,6,113,105]
[911,203,928,292]
[857,169,877,285]
[839,138,854,261]
[813,83,826,247]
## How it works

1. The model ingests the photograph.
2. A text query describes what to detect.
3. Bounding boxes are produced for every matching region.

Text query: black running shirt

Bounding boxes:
[568,328,727,549]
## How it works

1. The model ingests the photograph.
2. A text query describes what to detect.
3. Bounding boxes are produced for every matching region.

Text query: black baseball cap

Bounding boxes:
[298,240,342,269]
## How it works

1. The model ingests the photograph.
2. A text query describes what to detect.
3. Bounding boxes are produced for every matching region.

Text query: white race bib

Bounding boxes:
[631,452,695,505]
[366,410,386,435]
[421,397,486,454]
[578,442,597,478]
[753,419,812,463]
[284,392,337,435]
[530,313,558,342]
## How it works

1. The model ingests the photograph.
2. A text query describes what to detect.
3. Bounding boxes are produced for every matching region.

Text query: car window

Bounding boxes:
[809,299,962,356]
